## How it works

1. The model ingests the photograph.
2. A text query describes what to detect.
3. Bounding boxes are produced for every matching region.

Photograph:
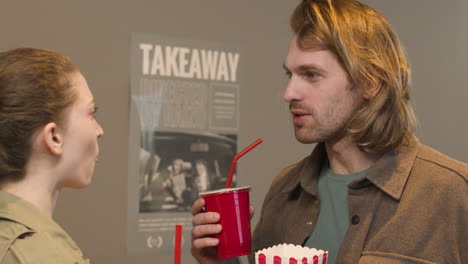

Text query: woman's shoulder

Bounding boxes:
[0,218,29,238]
[0,219,36,263]
[0,218,89,263]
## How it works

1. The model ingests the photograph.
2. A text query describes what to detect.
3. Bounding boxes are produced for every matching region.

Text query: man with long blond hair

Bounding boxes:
[191,1,467,264]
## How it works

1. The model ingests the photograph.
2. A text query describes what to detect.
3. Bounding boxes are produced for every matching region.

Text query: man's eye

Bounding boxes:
[305,72,319,79]
[285,71,292,79]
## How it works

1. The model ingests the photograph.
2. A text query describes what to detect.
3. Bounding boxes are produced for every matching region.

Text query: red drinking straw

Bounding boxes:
[225,138,263,188]
[174,225,182,264]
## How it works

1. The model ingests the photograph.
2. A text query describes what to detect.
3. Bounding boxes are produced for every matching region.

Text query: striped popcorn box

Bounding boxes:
[255,244,328,264]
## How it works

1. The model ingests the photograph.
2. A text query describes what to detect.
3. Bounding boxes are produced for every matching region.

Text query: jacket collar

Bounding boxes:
[0,191,54,231]
[361,135,420,201]
[281,143,325,197]
[0,191,86,259]
[280,135,420,201]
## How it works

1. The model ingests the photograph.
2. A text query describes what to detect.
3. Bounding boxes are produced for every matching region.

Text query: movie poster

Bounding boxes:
[127,33,241,256]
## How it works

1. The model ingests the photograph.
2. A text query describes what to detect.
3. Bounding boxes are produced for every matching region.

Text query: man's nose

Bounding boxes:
[283,77,302,103]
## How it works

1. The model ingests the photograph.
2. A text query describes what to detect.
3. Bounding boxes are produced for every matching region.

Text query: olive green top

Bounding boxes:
[0,191,89,263]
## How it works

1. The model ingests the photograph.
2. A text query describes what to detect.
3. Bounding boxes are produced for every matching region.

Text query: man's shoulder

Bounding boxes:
[415,144,468,183]
[271,158,307,185]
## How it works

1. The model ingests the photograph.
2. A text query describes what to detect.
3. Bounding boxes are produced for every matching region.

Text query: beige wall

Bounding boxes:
[1,0,466,263]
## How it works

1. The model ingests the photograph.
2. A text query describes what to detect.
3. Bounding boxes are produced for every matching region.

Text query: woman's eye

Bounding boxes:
[92,106,99,118]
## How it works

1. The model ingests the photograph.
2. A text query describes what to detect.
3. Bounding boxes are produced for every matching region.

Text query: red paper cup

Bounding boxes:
[199,186,252,258]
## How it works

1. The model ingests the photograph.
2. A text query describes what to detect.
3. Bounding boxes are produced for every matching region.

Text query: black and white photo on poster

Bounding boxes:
[138,131,238,213]
[127,33,241,256]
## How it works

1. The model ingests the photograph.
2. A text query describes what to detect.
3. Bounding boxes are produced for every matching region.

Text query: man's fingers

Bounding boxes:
[192,224,222,239]
[192,211,220,226]
[249,205,255,219]
[192,237,219,249]
[191,198,206,215]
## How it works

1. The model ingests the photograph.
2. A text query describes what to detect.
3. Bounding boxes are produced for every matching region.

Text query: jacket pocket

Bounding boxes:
[359,251,437,264]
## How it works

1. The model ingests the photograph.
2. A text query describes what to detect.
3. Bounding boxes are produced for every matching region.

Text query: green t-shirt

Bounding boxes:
[303,162,368,264]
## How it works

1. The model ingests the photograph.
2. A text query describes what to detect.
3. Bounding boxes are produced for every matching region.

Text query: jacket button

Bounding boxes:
[351,215,360,225]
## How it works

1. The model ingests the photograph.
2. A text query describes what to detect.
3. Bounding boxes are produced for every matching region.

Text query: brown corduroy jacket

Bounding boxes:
[250,135,467,264]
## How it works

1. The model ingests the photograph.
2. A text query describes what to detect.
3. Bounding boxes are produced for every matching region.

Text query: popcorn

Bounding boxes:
[255,244,328,264]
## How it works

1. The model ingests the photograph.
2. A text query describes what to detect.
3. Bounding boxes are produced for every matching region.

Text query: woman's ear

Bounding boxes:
[41,122,64,156]
[363,79,382,100]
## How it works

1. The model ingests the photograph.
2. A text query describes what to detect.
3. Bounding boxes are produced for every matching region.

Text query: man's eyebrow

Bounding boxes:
[297,64,325,72]
[283,63,326,73]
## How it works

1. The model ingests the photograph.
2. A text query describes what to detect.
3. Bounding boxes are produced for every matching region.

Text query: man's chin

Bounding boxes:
[294,133,319,144]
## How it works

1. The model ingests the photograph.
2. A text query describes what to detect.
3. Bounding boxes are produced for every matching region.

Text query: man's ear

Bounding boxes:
[41,122,64,156]
[363,79,382,100]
